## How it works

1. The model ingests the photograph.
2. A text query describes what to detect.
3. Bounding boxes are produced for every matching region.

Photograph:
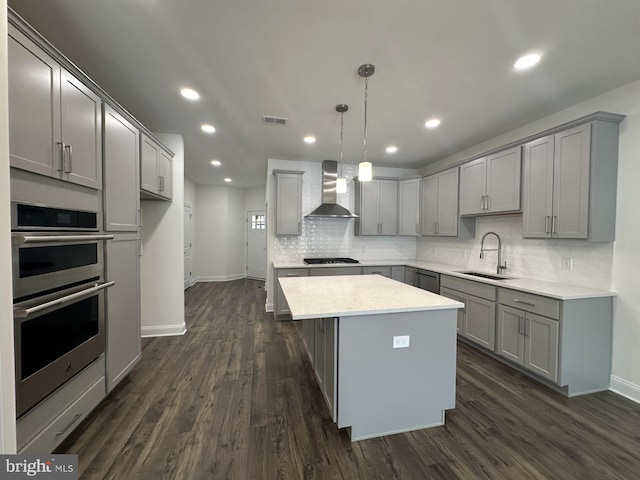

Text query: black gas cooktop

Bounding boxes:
[303,257,360,265]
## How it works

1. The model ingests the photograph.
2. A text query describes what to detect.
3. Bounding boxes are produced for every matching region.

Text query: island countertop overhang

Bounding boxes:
[278,274,464,320]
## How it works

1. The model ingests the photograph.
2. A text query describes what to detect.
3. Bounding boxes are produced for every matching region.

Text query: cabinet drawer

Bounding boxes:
[499,288,560,320]
[440,275,496,301]
[276,268,309,278]
[17,356,105,450]
[362,266,392,277]
[309,267,362,276]
[19,375,105,454]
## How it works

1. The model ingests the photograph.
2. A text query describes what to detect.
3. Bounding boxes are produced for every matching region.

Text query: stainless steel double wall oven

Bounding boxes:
[11,202,114,417]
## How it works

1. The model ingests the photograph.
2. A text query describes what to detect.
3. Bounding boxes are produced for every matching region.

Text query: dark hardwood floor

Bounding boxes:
[58,279,640,479]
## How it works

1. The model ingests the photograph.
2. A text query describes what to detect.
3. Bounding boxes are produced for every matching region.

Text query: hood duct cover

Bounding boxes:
[305,160,358,218]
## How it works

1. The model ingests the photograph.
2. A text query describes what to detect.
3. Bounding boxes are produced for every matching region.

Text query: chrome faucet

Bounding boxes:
[480,231,507,275]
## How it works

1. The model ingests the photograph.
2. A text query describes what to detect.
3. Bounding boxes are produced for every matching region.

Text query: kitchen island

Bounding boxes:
[278,274,463,441]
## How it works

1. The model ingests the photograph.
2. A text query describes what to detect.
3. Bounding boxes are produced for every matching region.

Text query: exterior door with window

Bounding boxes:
[247,211,266,280]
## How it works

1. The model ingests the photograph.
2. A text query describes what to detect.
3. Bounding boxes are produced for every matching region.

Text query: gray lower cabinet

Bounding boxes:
[495,287,611,395]
[404,266,417,286]
[440,275,497,350]
[309,267,362,276]
[307,318,338,421]
[440,286,465,334]
[103,105,140,231]
[497,305,559,382]
[273,170,304,235]
[362,266,392,278]
[17,357,105,454]
[105,234,141,392]
[415,269,439,293]
[391,266,405,282]
[275,268,309,318]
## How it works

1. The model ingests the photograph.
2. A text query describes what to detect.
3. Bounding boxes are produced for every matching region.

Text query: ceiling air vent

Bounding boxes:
[261,115,288,126]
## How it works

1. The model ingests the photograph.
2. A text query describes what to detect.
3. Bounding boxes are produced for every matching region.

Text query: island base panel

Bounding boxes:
[337,309,457,441]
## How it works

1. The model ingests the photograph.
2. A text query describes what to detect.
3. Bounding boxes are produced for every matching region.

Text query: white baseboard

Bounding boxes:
[610,375,640,404]
[195,274,246,282]
[141,323,187,338]
[265,302,274,312]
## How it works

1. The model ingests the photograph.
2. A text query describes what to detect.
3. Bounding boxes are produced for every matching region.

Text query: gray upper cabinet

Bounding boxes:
[9,26,102,190]
[398,178,421,236]
[273,170,303,235]
[523,117,622,241]
[421,167,459,236]
[356,179,398,236]
[140,134,173,201]
[459,146,521,215]
[103,106,140,231]
[105,234,141,392]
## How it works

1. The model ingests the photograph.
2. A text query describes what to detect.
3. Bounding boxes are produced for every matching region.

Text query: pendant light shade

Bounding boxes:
[357,162,372,182]
[335,104,349,193]
[358,63,375,182]
[336,177,347,193]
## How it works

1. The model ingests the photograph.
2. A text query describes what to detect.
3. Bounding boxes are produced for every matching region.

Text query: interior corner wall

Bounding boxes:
[194,185,246,282]
[0,0,17,453]
[140,133,186,337]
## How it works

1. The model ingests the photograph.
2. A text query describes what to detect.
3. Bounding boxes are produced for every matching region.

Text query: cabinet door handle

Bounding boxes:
[545,216,550,234]
[285,274,300,277]
[552,216,558,235]
[524,318,530,337]
[485,195,489,211]
[57,142,65,172]
[512,298,536,307]
[64,144,73,173]
[518,316,524,335]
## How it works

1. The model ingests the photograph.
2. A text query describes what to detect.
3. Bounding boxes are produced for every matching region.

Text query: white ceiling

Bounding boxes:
[8,0,640,189]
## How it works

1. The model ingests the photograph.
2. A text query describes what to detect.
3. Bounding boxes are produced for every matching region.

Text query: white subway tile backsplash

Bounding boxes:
[417,215,613,291]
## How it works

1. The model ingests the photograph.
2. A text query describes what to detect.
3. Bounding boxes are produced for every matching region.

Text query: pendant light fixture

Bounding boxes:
[358,63,375,182]
[335,104,349,194]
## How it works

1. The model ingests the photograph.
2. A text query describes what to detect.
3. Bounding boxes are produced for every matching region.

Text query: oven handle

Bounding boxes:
[12,234,114,245]
[14,281,116,319]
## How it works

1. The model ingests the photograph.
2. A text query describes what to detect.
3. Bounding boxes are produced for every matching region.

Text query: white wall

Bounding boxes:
[140,134,186,337]
[245,187,266,212]
[184,177,196,207]
[419,78,640,402]
[0,0,17,453]
[194,185,246,281]
[265,159,419,310]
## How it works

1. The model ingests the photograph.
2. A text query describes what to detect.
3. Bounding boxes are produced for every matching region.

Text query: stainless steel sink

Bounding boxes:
[455,270,515,281]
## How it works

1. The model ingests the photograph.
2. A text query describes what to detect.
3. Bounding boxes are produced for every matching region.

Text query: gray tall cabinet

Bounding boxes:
[103,106,142,393]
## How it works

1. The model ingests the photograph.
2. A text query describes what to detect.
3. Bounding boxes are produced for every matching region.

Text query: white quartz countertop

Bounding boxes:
[278,275,464,320]
[273,259,615,300]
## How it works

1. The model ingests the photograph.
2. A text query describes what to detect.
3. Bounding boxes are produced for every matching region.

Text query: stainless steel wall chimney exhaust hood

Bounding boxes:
[305,160,358,218]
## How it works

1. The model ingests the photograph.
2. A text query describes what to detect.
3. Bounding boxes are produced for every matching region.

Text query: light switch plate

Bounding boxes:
[393,335,410,349]
[562,257,573,271]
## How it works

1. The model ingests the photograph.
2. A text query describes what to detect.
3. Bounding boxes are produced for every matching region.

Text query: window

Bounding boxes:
[251,214,265,230]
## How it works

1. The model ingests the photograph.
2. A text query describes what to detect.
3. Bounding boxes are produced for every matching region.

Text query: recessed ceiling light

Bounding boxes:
[425,118,441,129]
[201,124,216,134]
[180,88,200,101]
[514,53,541,71]
[304,136,316,144]
[386,146,398,154]
[210,160,221,166]
[224,177,232,183]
